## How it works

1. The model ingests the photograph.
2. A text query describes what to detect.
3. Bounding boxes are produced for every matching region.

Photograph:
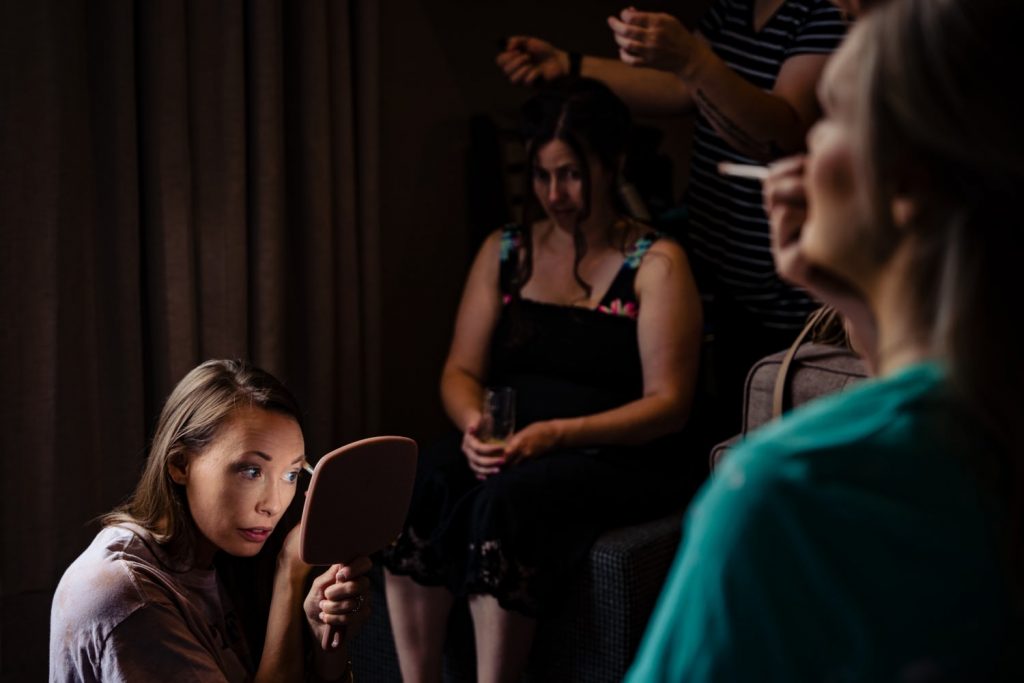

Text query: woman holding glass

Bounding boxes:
[628,0,1024,679]
[383,77,703,683]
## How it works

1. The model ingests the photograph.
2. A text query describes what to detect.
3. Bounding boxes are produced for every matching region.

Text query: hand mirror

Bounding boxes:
[299,435,418,648]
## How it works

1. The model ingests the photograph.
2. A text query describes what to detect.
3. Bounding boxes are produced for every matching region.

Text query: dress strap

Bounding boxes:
[622,231,660,269]
[596,230,664,318]
[498,224,524,300]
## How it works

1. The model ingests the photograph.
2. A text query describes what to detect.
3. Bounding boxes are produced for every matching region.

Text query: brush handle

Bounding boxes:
[717,161,770,180]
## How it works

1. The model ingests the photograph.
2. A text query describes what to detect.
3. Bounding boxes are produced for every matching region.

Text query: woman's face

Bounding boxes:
[801,29,876,287]
[170,406,305,563]
[532,139,612,229]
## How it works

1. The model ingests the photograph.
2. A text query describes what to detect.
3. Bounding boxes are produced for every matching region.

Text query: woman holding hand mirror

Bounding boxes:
[50,359,371,682]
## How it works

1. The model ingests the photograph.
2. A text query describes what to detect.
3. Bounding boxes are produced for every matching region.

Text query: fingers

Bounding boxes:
[338,555,373,579]
[508,63,543,86]
[497,51,540,85]
[498,51,531,73]
[764,156,807,231]
[317,563,371,625]
[500,435,528,465]
[465,451,505,479]
[620,6,655,28]
[608,16,648,64]
[768,154,805,177]
[318,590,371,625]
[496,35,561,85]
[608,15,647,42]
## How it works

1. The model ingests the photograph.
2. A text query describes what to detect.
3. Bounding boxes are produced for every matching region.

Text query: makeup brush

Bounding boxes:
[717,162,771,180]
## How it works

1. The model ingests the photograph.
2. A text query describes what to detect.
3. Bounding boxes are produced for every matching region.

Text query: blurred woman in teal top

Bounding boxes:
[627,0,1023,680]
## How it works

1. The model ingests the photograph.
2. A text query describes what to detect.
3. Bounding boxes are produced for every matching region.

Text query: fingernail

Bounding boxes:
[319,611,326,620]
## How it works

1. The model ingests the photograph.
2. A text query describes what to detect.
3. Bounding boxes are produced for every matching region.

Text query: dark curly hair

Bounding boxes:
[512,77,634,303]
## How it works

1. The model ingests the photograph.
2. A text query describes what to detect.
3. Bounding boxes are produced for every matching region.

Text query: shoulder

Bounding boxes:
[50,527,162,676]
[474,224,522,266]
[698,368,951,539]
[632,232,692,287]
[737,362,951,466]
[713,363,980,540]
[52,526,177,645]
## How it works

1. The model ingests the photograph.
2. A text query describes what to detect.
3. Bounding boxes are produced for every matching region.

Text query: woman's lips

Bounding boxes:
[238,528,272,543]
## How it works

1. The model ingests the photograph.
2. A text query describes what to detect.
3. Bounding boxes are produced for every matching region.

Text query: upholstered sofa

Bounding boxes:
[350,342,867,681]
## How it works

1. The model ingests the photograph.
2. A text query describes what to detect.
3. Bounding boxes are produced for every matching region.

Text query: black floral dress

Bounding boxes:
[383,226,700,616]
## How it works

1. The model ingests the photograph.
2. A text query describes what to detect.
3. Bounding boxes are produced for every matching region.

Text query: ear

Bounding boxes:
[889,158,929,231]
[167,451,190,485]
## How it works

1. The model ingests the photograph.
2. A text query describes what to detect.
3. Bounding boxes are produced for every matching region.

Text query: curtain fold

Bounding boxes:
[0,1,378,679]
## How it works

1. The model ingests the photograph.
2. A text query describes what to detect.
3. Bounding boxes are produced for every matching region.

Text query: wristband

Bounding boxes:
[568,51,582,78]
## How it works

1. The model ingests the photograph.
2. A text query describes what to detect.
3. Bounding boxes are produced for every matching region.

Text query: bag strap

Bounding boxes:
[771,306,831,419]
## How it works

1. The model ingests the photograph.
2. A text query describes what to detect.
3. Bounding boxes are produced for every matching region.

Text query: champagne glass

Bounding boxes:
[478,387,516,445]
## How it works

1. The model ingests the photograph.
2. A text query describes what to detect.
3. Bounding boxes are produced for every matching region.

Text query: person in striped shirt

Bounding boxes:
[498,1,846,441]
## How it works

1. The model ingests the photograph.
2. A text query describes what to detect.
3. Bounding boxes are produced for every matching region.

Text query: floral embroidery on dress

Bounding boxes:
[623,234,655,269]
[499,229,522,262]
[597,298,639,319]
[593,232,660,318]
[467,538,540,615]
[383,527,449,584]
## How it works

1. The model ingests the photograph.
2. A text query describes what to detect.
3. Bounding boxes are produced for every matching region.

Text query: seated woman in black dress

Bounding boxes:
[382,77,703,683]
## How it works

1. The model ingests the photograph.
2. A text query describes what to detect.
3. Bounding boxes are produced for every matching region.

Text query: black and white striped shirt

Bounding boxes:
[686,0,846,330]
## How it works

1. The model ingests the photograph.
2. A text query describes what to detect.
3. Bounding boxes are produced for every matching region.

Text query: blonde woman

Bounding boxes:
[628,0,1023,679]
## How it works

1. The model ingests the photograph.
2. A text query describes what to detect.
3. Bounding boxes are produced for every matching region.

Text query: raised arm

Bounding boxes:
[257,527,372,682]
[763,155,877,371]
[503,239,702,461]
[496,36,694,117]
[609,8,834,160]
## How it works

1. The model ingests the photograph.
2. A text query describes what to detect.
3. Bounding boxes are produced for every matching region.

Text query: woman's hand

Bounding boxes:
[502,420,563,465]
[462,413,507,480]
[607,8,708,78]
[496,36,569,85]
[764,155,878,368]
[764,155,812,288]
[303,558,373,650]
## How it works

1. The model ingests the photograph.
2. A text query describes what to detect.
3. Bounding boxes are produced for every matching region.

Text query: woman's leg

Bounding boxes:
[384,570,455,683]
[468,594,537,683]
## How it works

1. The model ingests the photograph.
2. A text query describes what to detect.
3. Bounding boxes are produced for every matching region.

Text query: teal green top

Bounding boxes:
[627,362,1013,682]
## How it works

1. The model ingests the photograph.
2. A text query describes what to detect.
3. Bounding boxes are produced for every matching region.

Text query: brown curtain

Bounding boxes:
[0,1,380,679]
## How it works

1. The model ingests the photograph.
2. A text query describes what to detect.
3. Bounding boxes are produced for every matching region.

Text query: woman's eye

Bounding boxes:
[283,470,300,484]
[568,169,582,181]
[239,465,262,480]
[532,168,549,182]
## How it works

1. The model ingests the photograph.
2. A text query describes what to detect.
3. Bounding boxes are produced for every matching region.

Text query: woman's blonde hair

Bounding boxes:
[103,359,302,559]
[852,0,1023,566]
